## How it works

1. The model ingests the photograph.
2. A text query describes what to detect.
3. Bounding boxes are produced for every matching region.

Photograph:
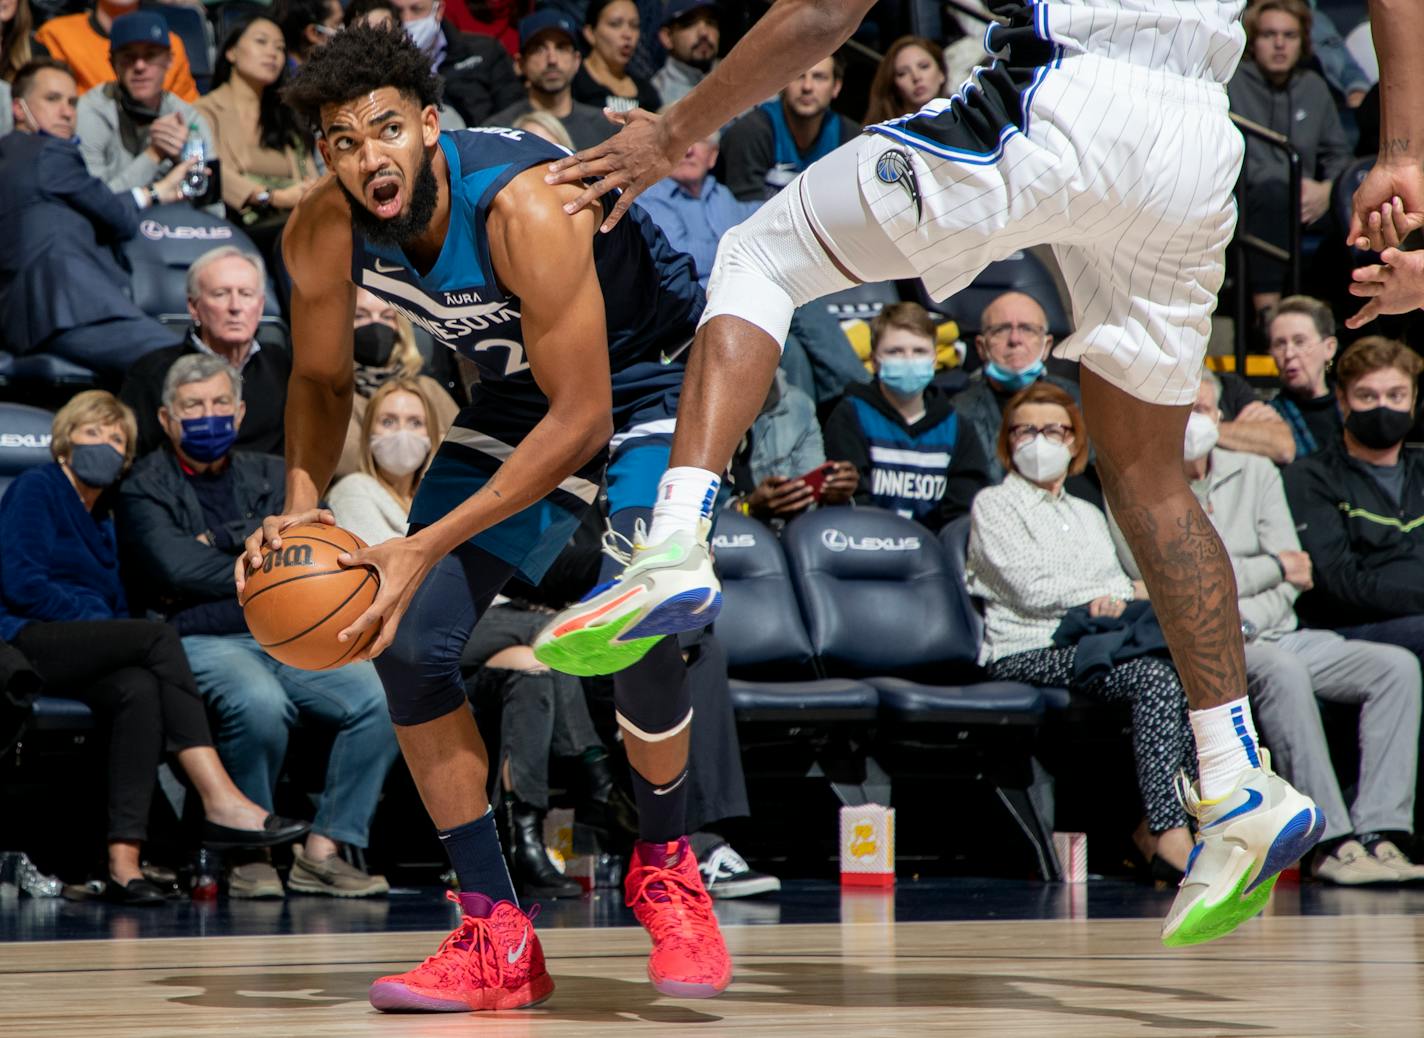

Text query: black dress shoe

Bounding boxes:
[501,798,583,900]
[202,813,311,850]
[102,877,168,906]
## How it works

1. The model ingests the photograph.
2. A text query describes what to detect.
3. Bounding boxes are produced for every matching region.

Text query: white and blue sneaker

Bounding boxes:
[1162,750,1325,947]
[533,520,720,677]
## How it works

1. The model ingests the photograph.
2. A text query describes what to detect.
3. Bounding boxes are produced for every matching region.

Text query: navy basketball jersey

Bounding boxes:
[350,129,703,427]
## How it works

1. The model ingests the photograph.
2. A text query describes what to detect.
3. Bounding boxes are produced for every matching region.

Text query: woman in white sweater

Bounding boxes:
[328,379,438,547]
[965,382,1196,879]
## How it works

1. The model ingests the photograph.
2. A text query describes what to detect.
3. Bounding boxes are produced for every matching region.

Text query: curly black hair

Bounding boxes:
[281,23,444,135]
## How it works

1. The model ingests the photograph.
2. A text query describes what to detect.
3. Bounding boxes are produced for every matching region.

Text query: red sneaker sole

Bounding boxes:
[369,973,555,1013]
[649,971,731,999]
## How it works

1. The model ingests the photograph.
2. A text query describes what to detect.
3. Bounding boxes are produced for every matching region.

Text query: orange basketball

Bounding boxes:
[241,523,380,670]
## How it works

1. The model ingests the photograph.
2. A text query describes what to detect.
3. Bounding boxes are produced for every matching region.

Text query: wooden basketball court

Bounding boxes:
[5,892,1420,1037]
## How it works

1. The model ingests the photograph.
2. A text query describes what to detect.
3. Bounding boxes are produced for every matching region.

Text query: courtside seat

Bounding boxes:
[28,696,96,733]
[782,507,1058,877]
[712,509,878,723]
[124,205,282,320]
[917,250,1072,338]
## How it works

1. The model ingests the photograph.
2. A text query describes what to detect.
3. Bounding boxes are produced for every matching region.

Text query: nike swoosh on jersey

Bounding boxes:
[373,258,405,273]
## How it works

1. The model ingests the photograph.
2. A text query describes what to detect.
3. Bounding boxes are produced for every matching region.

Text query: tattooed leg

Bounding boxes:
[1079,370,1246,709]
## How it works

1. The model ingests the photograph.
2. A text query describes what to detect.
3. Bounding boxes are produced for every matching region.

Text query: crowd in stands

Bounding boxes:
[4,0,1424,904]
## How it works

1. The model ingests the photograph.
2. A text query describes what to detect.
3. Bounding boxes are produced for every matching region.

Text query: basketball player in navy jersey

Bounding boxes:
[538,0,1328,947]
[233,21,732,1013]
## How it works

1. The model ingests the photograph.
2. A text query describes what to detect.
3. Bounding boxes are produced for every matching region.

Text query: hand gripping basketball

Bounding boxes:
[240,519,382,669]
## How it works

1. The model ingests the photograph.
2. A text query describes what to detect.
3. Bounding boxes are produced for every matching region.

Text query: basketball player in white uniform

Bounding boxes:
[537,0,1324,946]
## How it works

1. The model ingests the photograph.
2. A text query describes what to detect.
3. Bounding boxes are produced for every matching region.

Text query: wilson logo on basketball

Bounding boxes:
[260,544,314,573]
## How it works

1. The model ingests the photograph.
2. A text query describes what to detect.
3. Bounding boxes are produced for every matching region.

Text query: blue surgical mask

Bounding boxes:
[68,443,125,489]
[404,12,441,53]
[879,357,935,396]
[180,414,238,462]
[985,359,1044,391]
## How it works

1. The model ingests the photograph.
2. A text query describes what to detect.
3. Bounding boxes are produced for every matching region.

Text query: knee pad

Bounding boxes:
[699,180,856,349]
[613,637,693,742]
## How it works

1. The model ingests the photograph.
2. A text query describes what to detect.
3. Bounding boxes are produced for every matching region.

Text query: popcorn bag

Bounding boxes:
[1053,831,1088,884]
[840,804,895,887]
[543,808,594,891]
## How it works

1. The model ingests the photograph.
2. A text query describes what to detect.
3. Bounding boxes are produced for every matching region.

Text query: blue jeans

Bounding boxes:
[181,634,399,847]
[781,304,871,405]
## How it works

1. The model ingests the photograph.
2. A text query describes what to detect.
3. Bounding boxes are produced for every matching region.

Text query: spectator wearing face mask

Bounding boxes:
[967,382,1196,879]
[334,287,458,477]
[1285,338,1424,662]
[390,0,523,127]
[117,354,398,900]
[327,378,442,546]
[951,291,1082,486]
[822,302,989,531]
[1110,368,1424,885]
[1,390,309,905]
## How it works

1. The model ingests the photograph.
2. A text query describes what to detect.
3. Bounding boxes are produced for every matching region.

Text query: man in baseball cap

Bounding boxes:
[489,9,616,150]
[74,11,219,213]
[35,0,197,100]
[652,0,719,105]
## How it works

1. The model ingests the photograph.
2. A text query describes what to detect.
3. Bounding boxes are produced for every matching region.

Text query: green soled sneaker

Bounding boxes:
[1162,750,1325,948]
[533,521,720,677]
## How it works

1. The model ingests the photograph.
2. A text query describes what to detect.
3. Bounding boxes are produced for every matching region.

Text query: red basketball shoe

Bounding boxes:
[369,891,553,1012]
[626,838,733,998]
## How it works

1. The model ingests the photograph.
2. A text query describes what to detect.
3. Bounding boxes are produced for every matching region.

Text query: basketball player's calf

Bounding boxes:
[1082,372,1324,946]
[616,637,733,998]
[363,544,554,1013]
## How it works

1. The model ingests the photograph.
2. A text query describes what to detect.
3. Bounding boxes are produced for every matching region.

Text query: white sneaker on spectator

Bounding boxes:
[1312,840,1398,885]
[693,837,780,899]
[1367,840,1424,882]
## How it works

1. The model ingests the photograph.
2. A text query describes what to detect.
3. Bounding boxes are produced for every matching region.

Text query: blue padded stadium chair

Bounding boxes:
[711,509,887,856]
[918,250,1072,339]
[155,4,214,94]
[781,506,1059,877]
[818,281,905,323]
[124,204,283,322]
[0,403,96,735]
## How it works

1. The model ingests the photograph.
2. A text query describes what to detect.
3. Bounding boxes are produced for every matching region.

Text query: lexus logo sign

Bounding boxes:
[140,221,234,241]
[821,528,922,553]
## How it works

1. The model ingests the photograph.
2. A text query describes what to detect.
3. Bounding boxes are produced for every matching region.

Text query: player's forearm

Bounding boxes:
[283,373,353,511]
[411,406,613,560]
[663,0,873,148]
[1369,0,1424,162]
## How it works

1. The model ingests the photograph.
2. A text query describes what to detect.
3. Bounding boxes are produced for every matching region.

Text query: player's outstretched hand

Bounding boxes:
[1350,163,1424,250]
[235,508,336,596]
[544,107,682,233]
[334,536,436,661]
[1346,245,1424,328]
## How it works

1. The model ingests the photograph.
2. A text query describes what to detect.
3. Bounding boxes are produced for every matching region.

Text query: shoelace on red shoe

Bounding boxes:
[413,891,510,990]
[625,861,719,944]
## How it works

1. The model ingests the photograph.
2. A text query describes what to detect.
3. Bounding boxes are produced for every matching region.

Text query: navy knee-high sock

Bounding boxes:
[438,807,518,907]
[629,764,689,845]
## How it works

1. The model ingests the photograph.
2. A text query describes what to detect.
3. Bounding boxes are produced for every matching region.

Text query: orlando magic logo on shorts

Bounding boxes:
[874,148,922,223]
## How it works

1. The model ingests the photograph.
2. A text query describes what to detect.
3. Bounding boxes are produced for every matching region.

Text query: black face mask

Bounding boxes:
[1345,405,1414,450]
[353,322,397,367]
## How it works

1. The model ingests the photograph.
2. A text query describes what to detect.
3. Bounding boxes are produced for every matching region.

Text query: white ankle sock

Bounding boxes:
[1190,697,1262,800]
[646,467,720,544]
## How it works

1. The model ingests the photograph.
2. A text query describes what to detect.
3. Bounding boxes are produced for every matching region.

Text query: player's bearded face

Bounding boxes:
[341,142,439,247]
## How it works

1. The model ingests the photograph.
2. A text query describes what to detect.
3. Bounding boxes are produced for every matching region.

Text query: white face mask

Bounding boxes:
[1183,411,1219,462]
[1013,435,1072,483]
[370,429,431,476]
[404,11,441,53]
